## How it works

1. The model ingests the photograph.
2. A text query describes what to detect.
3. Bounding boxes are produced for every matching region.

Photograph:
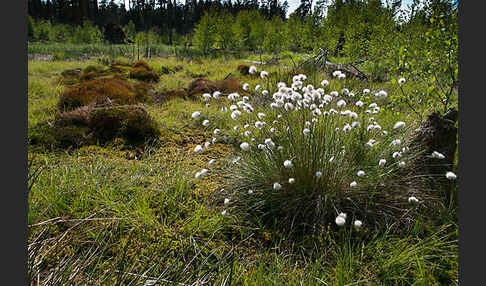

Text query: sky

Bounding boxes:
[285,0,416,16]
[121,0,416,16]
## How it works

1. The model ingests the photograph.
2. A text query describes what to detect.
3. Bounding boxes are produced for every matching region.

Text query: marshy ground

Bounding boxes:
[27,54,458,285]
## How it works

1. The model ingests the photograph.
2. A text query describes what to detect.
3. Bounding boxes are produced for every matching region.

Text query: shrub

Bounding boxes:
[190,71,446,234]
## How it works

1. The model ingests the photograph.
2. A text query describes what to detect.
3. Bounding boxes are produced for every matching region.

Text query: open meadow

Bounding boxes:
[27,0,459,285]
[27,51,458,285]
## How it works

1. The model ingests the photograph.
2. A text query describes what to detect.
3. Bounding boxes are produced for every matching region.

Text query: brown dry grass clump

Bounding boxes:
[79,65,110,81]
[215,78,244,94]
[29,105,160,149]
[187,78,217,97]
[187,78,244,97]
[89,105,160,143]
[237,64,250,75]
[155,88,188,103]
[58,78,153,112]
[129,60,160,82]
[129,67,160,82]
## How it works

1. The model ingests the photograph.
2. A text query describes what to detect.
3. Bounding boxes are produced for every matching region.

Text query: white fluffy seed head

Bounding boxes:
[357,170,365,177]
[350,181,357,187]
[203,93,212,101]
[393,121,406,129]
[337,99,346,108]
[284,160,293,168]
[194,145,203,153]
[408,196,419,203]
[240,142,250,151]
[273,182,282,190]
[202,120,210,127]
[335,215,346,226]
[391,139,401,146]
[354,220,363,228]
[303,128,311,135]
[432,151,445,159]
[315,171,322,178]
[288,178,296,184]
[192,111,201,119]
[446,171,457,180]
[379,159,386,166]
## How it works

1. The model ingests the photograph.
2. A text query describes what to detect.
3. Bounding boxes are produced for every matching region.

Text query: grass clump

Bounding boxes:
[29,105,160,149]
[187,78,244,98]
[89,105,160,144]
[129,60,160,82]
[57,77,152,111]
[189,71,450,234]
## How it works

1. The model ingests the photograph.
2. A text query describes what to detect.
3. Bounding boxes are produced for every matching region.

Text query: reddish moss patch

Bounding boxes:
[129,66,160,82]
[89,105,160,144]
[29,105,160,150]
[132,60,152,70]
[155,88,188,103]
[215,78,244,94]
[57,78,152,112]
[187,78,218,97]
[128,60,160,82]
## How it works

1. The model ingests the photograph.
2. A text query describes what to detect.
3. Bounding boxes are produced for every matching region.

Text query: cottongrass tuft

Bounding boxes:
[200,71,445,234]
[335,215,346,226]
[240,142,250,151]
[431,151,445,159]
[284,160,293,168]
[194,145,203,153]
[393,121,406,129]
[446,171,457,180]
[192,111,201,119]
[408,196,419,204]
